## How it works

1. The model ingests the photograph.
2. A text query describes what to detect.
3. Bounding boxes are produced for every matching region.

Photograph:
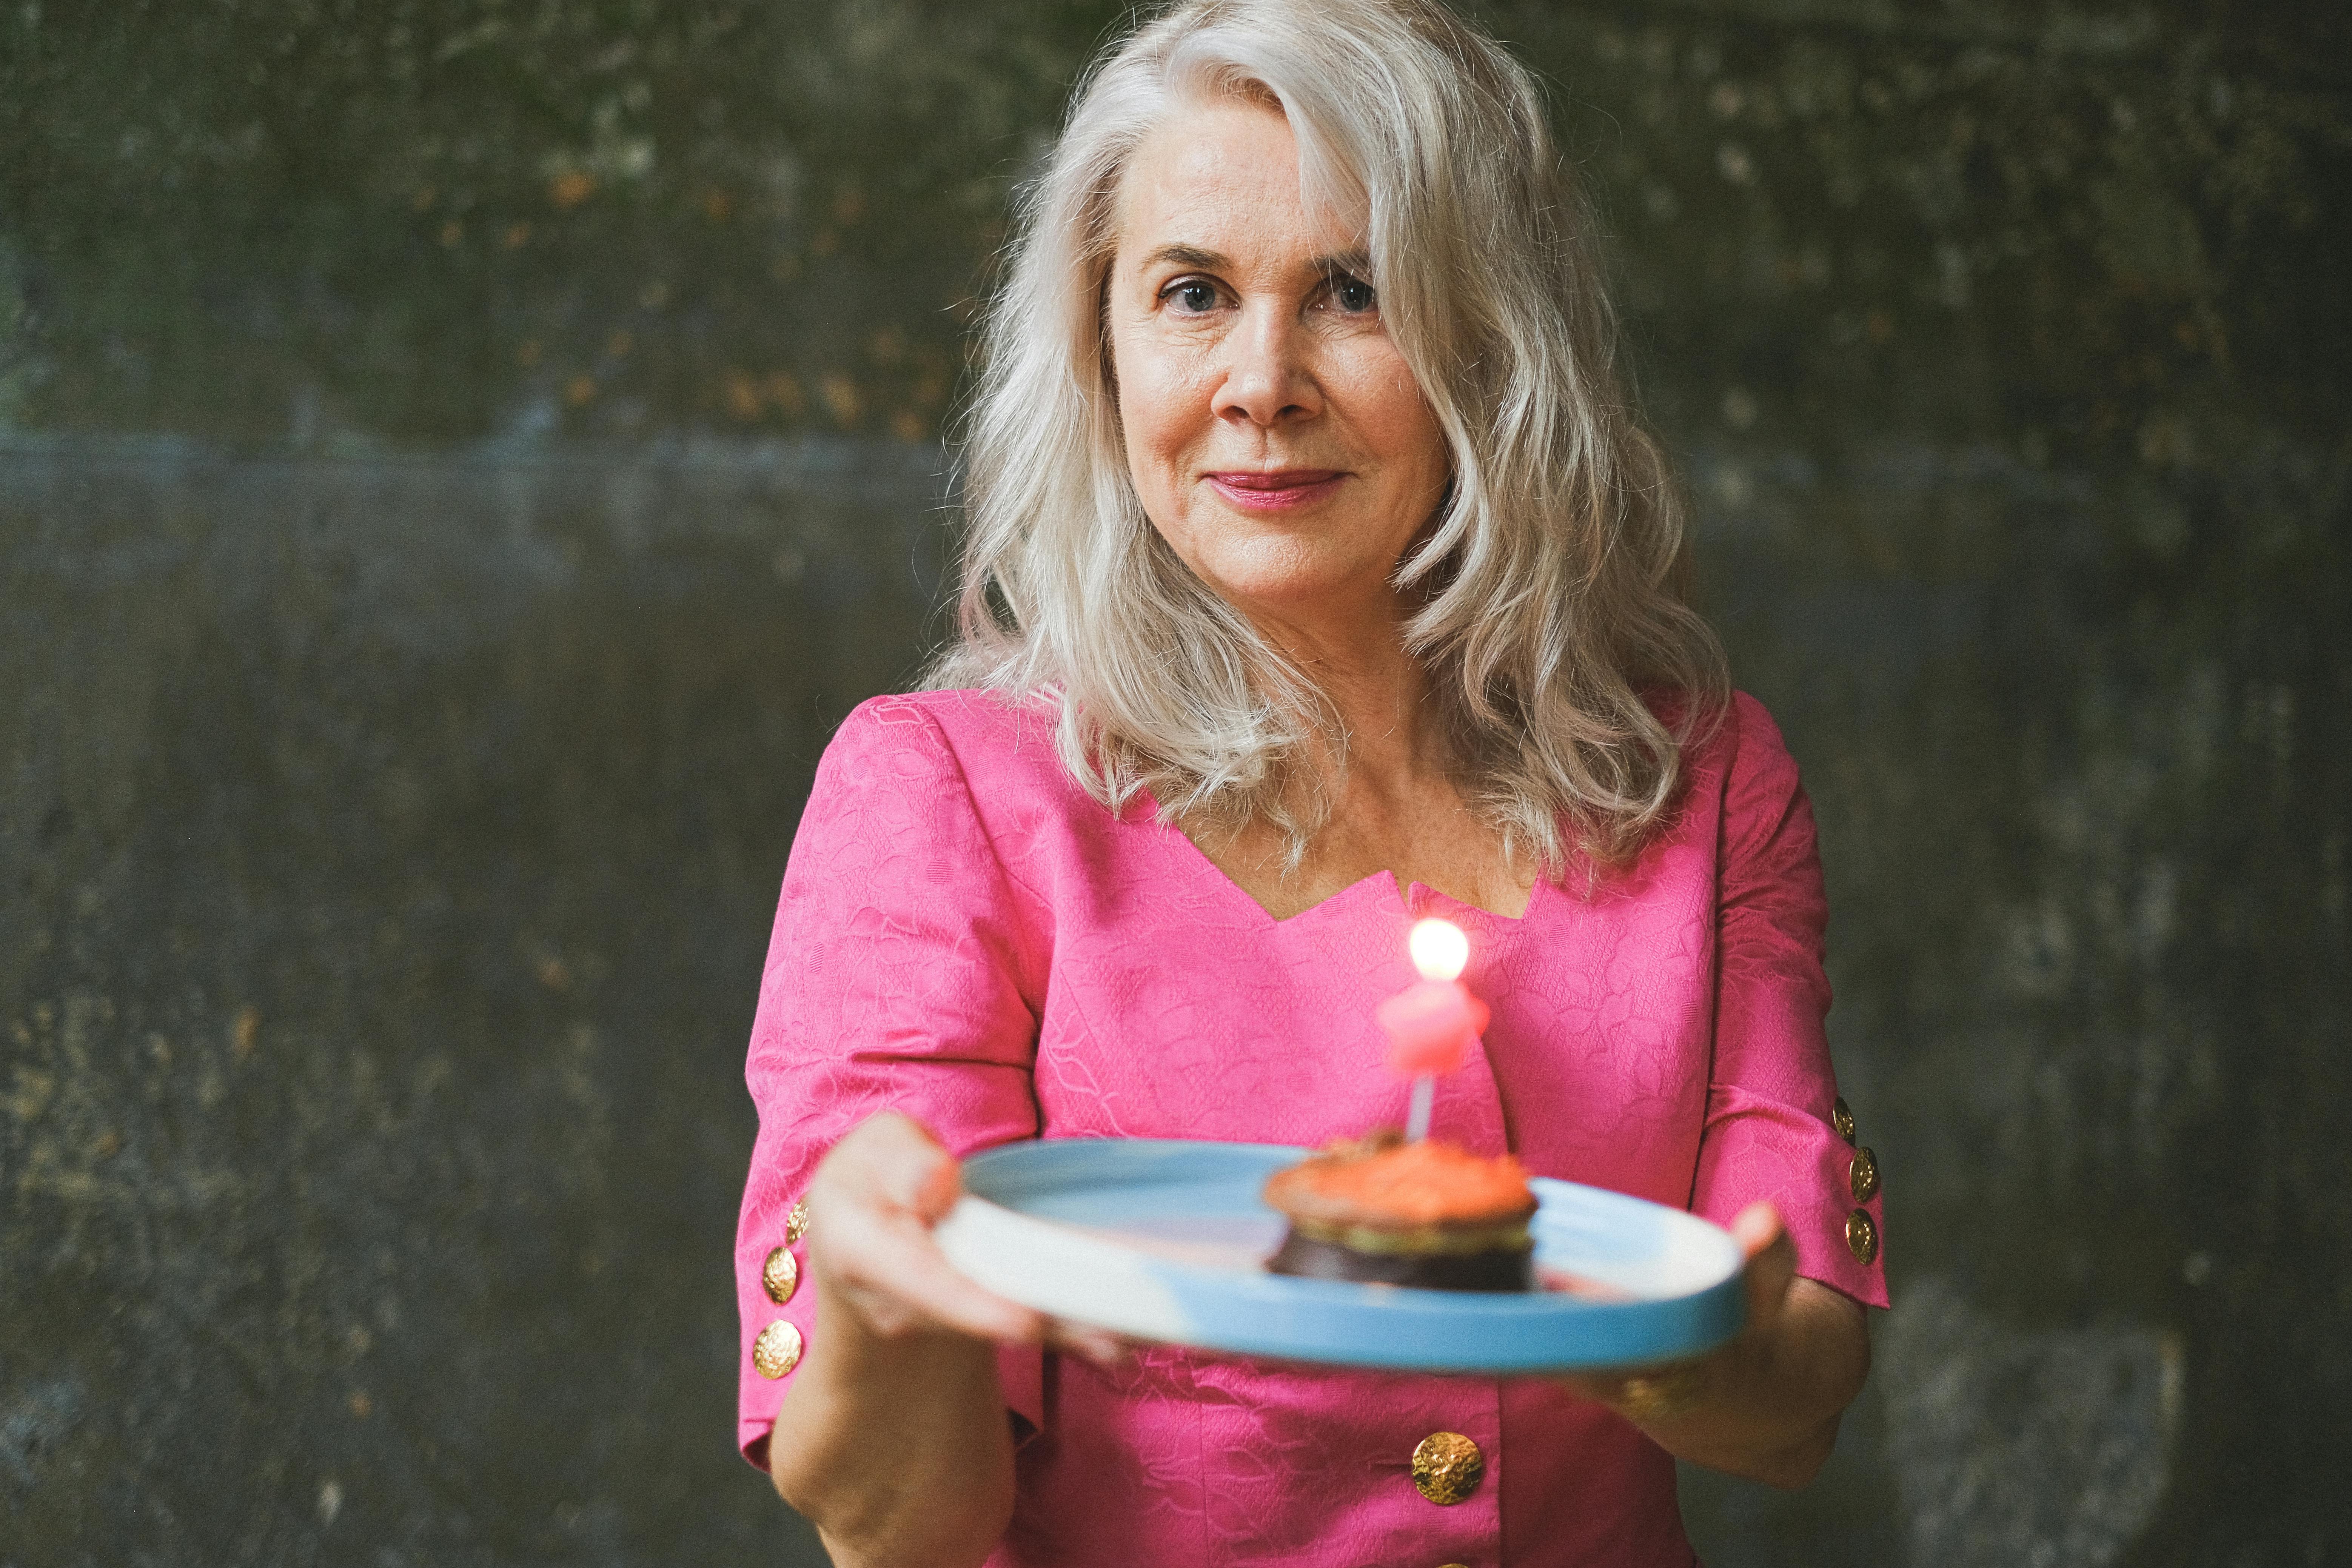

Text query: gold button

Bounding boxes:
[762,1245,799,1305]
[752,1320,803,1379]
[1410,1431,1483,1505]
[1848,1146,1880,1203]
[1831,1096,1856,1145]
[1845,1208,1879,1266]
[784,1198,811,1244]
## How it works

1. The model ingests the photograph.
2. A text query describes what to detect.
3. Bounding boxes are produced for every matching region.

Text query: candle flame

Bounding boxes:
[1408,917,1469,981]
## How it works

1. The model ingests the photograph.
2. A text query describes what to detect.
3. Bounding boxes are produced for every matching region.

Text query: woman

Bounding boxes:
[735,1,1885,1563]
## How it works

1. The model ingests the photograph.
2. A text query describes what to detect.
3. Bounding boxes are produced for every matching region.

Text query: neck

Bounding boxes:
[1242,593,1445,798]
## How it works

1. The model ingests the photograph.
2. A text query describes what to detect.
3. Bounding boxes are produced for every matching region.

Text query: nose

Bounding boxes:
[1211,301,1320,428]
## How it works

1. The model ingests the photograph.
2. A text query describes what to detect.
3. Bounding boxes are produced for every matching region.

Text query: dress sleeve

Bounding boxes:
[1689,694,1888,1308]
[734,696,1049,1469]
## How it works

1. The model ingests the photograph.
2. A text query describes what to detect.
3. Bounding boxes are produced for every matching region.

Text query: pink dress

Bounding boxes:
[736,688,1887,1566]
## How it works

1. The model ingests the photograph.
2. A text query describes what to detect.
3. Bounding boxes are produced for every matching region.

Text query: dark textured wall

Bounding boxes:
[3,3,2346,1565]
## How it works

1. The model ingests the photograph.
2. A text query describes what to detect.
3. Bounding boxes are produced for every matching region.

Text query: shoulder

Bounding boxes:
[1674,689,1802,798]
[790,692,1044,892]
[820,688,1049,775]
[813,687,1096,826]
[793,689,1109,926]
[1611,690,1810,876]
[1687,692,1821,883]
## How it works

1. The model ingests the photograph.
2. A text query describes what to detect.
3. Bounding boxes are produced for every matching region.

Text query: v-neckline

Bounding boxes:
[1142,798,1543,927]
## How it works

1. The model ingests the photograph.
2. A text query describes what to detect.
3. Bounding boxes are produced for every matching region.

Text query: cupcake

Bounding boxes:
[1262,1130,1538,1292]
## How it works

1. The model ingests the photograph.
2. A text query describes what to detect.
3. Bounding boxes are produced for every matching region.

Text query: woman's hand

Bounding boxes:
[810,1108,1029,1341]
[808,1111,1126,1357]
[770,1112,1119,1568]
[1554,1202,1869,1489]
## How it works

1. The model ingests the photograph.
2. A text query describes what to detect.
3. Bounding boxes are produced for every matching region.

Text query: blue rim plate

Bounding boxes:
[933,1138,1743,1373]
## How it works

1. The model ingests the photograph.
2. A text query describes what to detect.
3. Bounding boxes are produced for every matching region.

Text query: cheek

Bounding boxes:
[1361,359,1446,472]
[1114,343,1211,515]
[1115,345,1197,457]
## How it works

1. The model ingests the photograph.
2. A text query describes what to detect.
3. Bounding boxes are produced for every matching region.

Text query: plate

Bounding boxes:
[933,1138,1744,1373]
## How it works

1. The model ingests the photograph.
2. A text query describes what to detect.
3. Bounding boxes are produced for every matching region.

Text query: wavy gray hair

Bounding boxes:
[929,0,1727,873]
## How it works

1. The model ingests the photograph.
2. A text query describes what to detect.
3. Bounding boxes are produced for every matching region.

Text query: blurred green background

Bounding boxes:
[3,1,2346,1563]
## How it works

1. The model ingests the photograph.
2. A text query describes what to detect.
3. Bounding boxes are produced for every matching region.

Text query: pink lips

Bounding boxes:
[1205,468,1345,512]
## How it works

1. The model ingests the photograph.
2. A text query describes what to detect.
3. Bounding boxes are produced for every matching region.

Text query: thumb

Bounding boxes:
[850,1110,964,1223]
[1731,1201,1797,1332]
[909,1144,965,1225]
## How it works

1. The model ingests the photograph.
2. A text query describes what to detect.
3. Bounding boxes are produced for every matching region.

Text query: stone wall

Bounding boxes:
[3,2,2345,1564]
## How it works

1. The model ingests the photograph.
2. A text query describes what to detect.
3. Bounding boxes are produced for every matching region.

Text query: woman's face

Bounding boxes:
[1105,98,1449,634]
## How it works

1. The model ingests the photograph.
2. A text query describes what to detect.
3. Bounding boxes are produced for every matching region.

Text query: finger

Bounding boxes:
[1043,1321,1131,1367]
[841,1226,1043,1342]
[1550,1370,1622,1404]
[836,1213,1046,1345]
[912,1151,966,1224]
[830,1111,961,1218]
[807,1114,1035,1342]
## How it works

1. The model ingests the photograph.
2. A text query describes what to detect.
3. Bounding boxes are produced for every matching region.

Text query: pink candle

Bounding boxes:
[1377,978,1489,1074]
[1379,918,1488,1139]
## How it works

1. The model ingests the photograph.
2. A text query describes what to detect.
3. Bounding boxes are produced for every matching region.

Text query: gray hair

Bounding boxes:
[929,0,1727,874]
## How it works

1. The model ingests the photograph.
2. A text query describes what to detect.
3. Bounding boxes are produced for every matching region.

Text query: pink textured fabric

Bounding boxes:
[736,688,1887,1566]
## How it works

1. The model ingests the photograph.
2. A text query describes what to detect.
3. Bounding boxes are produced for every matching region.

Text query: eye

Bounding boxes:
[1162,279,1221,314]
[1328,274,1377,314]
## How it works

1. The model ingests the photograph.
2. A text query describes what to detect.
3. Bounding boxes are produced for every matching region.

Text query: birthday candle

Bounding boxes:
[1377,918,1489,1140]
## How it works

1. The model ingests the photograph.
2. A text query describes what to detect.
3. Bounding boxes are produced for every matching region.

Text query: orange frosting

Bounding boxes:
[1289,1139,1535,1225]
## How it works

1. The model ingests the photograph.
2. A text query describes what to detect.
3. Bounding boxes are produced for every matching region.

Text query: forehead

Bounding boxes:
[1111,97,1355,263]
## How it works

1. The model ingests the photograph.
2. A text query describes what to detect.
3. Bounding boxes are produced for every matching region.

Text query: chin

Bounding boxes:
[1207,569,1385,621]
[1186,538,1388,613]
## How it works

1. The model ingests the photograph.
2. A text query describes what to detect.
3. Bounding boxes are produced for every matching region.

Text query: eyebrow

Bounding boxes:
[1139,244,1229,271]
[1136,244,1374,278]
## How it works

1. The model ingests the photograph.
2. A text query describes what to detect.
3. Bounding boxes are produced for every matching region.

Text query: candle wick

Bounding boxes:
[1405,1074,1434,1143]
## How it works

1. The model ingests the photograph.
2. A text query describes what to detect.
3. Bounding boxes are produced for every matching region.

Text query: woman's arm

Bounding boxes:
[769,1114,1129,1567]
[767,1115,1026,1568]
[1561,1202,1869,1488]
[736,699,1097,1562]
[1572,694,1879,1486]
